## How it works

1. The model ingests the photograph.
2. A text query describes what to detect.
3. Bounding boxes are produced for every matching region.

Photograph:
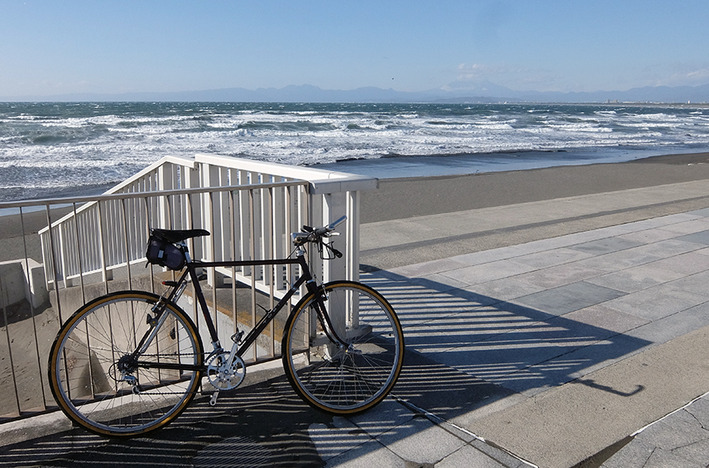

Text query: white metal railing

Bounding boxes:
[38,154,376,293]
[0,154,376,421]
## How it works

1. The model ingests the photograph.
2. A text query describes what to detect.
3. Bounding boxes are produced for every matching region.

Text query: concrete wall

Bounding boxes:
[0,258,48,309]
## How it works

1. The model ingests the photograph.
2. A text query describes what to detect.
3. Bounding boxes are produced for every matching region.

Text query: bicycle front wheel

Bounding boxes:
[48,291,203,437]
[282,281,404,414]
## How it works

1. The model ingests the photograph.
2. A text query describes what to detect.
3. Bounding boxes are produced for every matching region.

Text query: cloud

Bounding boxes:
[667,67,709,86]
[641,63,709,88]
[445,62,559,92]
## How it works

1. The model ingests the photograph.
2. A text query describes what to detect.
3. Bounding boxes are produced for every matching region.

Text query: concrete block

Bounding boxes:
[0,258,47,309]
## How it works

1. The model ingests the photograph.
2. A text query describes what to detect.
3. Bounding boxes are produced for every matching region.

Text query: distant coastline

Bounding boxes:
[4,82,709,104]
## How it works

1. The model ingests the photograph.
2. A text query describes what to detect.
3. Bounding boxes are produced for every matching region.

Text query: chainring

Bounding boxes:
[206,352,246,391]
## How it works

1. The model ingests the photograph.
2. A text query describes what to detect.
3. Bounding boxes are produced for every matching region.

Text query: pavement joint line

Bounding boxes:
[393,395,539,468]
[629,388,709,437]
[361,193,709,258]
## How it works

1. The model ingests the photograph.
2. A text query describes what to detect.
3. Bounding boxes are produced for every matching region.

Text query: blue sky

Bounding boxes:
[2,0,709,98]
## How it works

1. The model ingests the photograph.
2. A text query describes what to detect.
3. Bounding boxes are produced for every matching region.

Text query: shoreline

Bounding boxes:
[313,147,709,180]
[2,151,709,235]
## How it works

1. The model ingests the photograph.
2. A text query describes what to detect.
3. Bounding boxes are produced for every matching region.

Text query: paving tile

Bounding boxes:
[388,256,471,277]
[642,447,705,468]
[348,399,416,439]
[602,287,708,322]
[309,420,375,462]
[437,444,507,468]
[561,304,650,334]
[578,246,666,271]
[672,437,709,465]
[394,349,515,423]
[440,260,537,286]
[510,248,592,269]
[688,207,709,217]
[569,237,643,255]
[552,332,652,378]
[367,209,709,468]
[678,230,709,246]
[647,251,709,275]
[585,263,685,293]
[452,247,527,266]
[663,219,709,235]
[617,228,683,244]
[385,285,507,332]
[637,410,709,451]
[515,262,606,289]
[376,416,466,465]
[420,272,472,290]
[637,237,708,257]
[668,270,709,299]
[685,395,709,428]
[625,302,709,344]
[601,438,654,467]
[467,277,547,302]
[514,282,626,316]
[322,439,402,467]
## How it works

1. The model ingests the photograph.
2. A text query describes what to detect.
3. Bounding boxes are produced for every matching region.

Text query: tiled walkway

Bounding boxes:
[359,207,709,467]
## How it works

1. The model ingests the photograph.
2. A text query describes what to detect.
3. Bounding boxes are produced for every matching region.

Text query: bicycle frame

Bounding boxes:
[137,250,346,374]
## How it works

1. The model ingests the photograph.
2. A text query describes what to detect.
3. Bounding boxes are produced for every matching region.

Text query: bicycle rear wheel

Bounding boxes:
[48,291,203,437]
[282,281,404,414]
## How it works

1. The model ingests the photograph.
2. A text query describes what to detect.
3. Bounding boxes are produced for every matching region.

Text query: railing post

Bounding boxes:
[320,191,348,284]
[157,162,174,229]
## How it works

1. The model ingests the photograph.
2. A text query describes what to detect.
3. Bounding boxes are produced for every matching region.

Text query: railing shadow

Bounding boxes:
[0,267,654,467]
[364,268,652,408]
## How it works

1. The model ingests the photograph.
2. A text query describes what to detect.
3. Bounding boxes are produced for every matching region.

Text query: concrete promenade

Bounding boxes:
[2,179,709,466]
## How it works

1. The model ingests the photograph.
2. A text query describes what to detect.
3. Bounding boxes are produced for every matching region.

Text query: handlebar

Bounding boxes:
[292,215,347,258]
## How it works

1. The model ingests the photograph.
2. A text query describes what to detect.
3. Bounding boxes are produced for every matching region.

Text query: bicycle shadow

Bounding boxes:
[0,374,328,467]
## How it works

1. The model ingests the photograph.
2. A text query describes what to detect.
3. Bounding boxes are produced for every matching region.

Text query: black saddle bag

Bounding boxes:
[145,235,186,270]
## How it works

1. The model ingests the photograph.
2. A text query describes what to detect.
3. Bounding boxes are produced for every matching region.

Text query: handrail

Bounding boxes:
[32,180,307,235]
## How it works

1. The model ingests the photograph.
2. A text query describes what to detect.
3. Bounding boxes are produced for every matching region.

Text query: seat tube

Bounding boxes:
[189,263,220,347]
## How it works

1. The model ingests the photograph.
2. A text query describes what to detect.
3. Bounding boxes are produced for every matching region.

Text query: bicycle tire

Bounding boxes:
[282,281,404,414]
[48,291,203,437]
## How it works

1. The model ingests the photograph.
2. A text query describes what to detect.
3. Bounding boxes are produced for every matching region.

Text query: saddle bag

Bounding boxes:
[145,235,186,270]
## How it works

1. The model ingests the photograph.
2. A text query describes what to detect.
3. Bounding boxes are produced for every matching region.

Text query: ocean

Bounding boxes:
[2,101,709,202]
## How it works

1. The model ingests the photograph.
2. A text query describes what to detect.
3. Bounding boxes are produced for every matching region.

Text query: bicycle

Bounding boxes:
[48,216,404,437]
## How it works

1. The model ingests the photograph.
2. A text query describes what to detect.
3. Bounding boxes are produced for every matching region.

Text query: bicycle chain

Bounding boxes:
[117,352,208,396]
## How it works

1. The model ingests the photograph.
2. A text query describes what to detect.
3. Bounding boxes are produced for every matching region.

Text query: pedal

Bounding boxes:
[209,390,220,407]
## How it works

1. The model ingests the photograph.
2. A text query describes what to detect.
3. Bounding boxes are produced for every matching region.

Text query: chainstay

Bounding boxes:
[119,352,208,396]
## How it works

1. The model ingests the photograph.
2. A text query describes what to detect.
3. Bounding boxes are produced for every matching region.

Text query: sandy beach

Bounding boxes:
[360,152,709,224]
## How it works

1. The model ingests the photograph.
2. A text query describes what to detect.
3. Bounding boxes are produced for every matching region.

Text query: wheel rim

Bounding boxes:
[285,283,403,413]
[50,293,202,436]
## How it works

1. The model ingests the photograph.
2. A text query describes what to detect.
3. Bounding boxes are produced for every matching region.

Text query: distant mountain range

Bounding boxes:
[6,82,709,103]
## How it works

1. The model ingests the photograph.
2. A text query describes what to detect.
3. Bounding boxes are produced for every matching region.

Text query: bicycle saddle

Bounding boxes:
[150,228,211,243]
